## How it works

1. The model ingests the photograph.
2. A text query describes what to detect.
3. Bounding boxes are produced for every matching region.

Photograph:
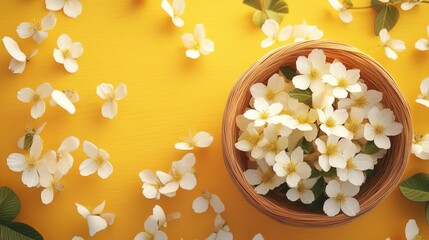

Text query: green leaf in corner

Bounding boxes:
[289,88,312,106]
[426,202,429,225]
[374,5,399,35]
[399,173,429,202]
[0,187,20,222]
[0,223,43,240]
[245,0,289,28]
[371,0,386,11]
[279,66,297,80]
[362,141,380,155]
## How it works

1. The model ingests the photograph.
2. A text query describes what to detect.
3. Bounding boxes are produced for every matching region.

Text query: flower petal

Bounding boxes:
[17,88,35,103]
[42,12,57,30]
[98,161,113,179]
[63,0,83,18]
[192,196,209,213]
[57,34,72,50]
[341,197,360,216]
[102,101,118,119]
[51,90,76,114]
[16,22,36,39]
[83,140,99,159]
[210,194,225,213]
[2,36,26,61]
[45,0,65,11]
[64,58,79,73]
[7,153,27,172]
[180,172,196,190]
[194,24,206,42]
[79,159,98,176]
[76,203,91,218]
[405,219,419,240]
[115,83,128,101]
[41,188,54,204]
[70,42,83,58]
[323,198,341,217]
[87,215,108,236]
[185,49,200,59]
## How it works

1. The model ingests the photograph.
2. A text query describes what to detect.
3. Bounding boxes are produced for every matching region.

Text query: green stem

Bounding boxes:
[260,0,270,19]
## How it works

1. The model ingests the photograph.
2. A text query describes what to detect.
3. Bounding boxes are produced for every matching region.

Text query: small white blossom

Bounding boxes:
[192,190,225,214]
[257,126,288,165]
[182,24,214,59]
[401,0,422,11]
[292,49,330,91]
[175,131,213,150]
[292,21,323,42]
[17,122,47,150]
[322,61,362,99]
[50,89,79,114]
[328,0,353,23]
[206,214,233,240]
[40,171,64,204]
[161,0,185,27]
[338,83,383,114]
[379,28,406,60]
[250,73,287,103]
[96,83,128,119]
[2,36,38,74]
[244,97,283,127]
[273,147,311,188]
[344,108,365,140]
[47,136,80,175]
[158,153,197,195]
[323,180,360,217]
[134,216,167,240]
[364,107,403,149]
[416,77,429,108]
[260,19,292,48]
[79,141,113,179]
[17,12,56,43]
[415,25,429,51]
[317,107,349,138]
[46,0,82,18]
[244,159,285,195]
[315,135,354,171]
[412,133,429,160]
[235,123,265,159]
[17,82,53,119]
[139,170,163,199]
[286,177,319,204]
[54,34,83,73]
[337,151,374,186]
[76,201,115,236]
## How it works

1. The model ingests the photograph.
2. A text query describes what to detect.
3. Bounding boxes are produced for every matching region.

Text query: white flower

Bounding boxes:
[415,25,429,51]
[292,49,330,91]
[17,122,47,150]
[72,237,83,240]
[279,101,318,135]
[364,107,403,149]
[250,73,287,103]
[235,123,264,159]
[252,234,264,240]
[17,82,53,119]
[344,108,365,140]
[96,83,128,119]
[244,159,285,195]
[292,21,323,42]
[412,133,429,160]
[79,140,113,179]
[244,97,283,127]
[17,12,56,43]
[139,170,163,199]
[273,147,311,187]
[6,135,52,187]
[260,19,292,48]
[401,0,422,11]
[257,126,288,165]
[151,205,181,229]
[317,107,349,138]
[337,151,374,186]
[405,219,422,240]
[286,177,319,204]
[323,180,360,217]
[338,83,383,113]
[181,24,214,59]
[134,216,167,240]
[158,153,197,194]
[322,61,361,99]
[54,34,83,73]
[46,0,82,18]
[161,0,185,27]
[2,36,38,74]
[379,28,406,60]
[328,0,353,23]
[49,136,80,175]
[315,135,354,171]
[40,171,64,204]
[206,214,233,240]
[76,201,115,236]
[50,89,79,114]
[192,190,225,214]
[175,131,213,150]
[416,77,429,108]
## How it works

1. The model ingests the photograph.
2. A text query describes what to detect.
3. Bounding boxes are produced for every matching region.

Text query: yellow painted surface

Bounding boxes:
[0,0,429,239]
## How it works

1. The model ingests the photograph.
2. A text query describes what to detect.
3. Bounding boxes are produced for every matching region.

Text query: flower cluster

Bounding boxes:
[134,205,181,240]
[236,49,403,217]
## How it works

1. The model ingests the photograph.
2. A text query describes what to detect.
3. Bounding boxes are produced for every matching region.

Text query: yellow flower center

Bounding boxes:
[62,49,71,58]
[285,162,297,174]
[265,90,276,101]
[259,111,269,120]
[325,117,336,128]
[297,181,306,193]
[335,193,346,203]
[265,142,277,152]
[32,18,41,30]
[345,119,359,135]
[325,144,338,156]
[25,156,37,168]
[374,124,385,135]
[94,154,105,166]
[33,94,41,102]
[338,78,349,88]
[354,96,368,108]
[296,114,309,124]
[261,172,272,183]
[309,69,320,80]
[346,158,356,170]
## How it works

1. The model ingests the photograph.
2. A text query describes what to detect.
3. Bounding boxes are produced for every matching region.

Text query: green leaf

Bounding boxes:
[23,134,33,151]
[279,66,297,80]
[309,168,321,178]
[374,5,399,35]
[311,178,325,200]
[288,88,312,106]
[299,138,314,154]
[362,141,380,154]
[371,0,386,11]
[399,173,429,202]
[343,0,353,7]
[248,0,289,27]
[320,168,336,178]
[426,202,429,225]
[0,223,43,240]
[0,187,20,223]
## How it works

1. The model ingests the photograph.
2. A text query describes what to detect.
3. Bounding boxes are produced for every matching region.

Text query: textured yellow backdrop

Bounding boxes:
[0,0,428,239]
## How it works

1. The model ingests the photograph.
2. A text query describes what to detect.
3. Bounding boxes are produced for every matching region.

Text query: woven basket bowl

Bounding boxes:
[222,40,412,227]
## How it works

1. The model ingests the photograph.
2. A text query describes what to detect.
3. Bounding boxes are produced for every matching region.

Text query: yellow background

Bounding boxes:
[0,0,428,239]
